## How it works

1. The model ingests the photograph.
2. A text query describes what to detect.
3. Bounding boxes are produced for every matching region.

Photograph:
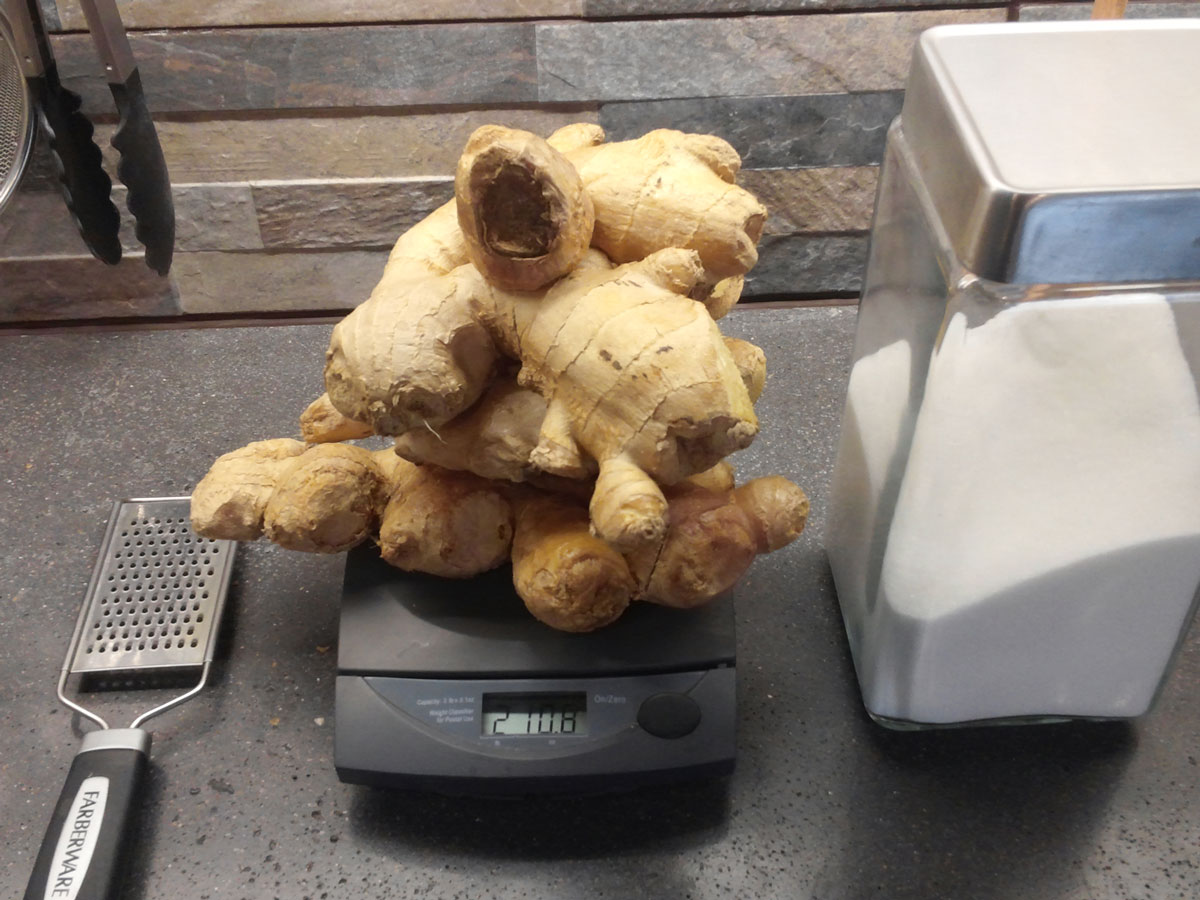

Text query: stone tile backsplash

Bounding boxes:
[9,0,1140,322]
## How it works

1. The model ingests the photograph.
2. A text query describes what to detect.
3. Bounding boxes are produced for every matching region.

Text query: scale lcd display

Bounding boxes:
[482,693,587,736]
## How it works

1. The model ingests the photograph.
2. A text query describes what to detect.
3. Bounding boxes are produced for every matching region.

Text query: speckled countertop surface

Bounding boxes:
[1,307,1197,900]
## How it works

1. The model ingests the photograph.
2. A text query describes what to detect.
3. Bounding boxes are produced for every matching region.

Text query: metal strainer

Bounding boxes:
[24,497,236,900]
[0,7,35,215]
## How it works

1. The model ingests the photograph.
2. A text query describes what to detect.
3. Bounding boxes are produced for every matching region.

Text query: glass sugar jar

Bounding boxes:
[826,20,1200,728]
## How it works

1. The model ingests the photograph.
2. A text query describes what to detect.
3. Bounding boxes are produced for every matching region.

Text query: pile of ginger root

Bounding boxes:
[191,123,809,632]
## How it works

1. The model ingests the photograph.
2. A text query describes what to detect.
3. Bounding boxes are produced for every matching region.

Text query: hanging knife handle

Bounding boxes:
[78,0,175,276]
[8,0,122,265]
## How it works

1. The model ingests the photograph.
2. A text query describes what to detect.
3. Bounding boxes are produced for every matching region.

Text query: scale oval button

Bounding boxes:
[637,693,701,738]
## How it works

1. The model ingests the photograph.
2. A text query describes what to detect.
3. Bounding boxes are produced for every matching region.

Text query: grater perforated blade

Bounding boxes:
[69,497,234,678]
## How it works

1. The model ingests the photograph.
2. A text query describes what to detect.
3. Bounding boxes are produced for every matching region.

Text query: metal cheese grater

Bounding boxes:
[25,497,236,900]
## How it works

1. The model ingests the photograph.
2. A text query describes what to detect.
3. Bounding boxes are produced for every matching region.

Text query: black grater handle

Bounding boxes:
[24,729,149,900]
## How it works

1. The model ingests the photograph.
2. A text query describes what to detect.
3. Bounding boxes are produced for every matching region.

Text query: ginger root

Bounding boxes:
[627,477,810,609]
[193,122,809,632]
[456,126,594,292]
[192,441,513,575]
[393,378,551,483]
[192,440,382,553]
[300,393,374,443]
[511,475,808,630]
[472,246,758,550]
[378,454,513,578]
[386,333,765,487]
[321,123,765,446]
[562,129,766,280]
[511,493,636,632]
[264,444,386,553]
[724,337,767,403]
[191,438,808,633]
[324,264,498,437]
[191,439,308,542]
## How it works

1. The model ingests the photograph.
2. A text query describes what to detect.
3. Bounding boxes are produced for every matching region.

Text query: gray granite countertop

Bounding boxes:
[1,307,1197,899]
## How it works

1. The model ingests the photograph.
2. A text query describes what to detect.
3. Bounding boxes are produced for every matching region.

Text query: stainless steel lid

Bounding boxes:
[901,21,1200,284]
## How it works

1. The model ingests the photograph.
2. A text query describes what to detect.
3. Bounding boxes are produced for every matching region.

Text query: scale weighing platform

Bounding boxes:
[334,545,737,794]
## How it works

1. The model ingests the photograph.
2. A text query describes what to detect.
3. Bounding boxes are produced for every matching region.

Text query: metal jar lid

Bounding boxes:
[900,20,1200,285]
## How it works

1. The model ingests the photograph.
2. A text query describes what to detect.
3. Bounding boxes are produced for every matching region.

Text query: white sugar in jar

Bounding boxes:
[832,293,1200,725]
[826,23,1200,726]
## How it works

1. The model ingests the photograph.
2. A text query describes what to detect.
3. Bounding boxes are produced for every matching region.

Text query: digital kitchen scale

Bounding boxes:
[334,544,736,794]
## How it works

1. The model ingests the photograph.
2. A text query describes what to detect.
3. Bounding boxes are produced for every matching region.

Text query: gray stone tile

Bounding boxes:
[19,127,76,193]
[601,93,902,170]
[587,0,1004,13]
[0,256,179,321]
[0,192,97,258]
[173,251,388,314]
[50,23,539,115]
[1019,1,1200,18]
[174,184,263,252]
[38,0,62,30]
[537,10,1004,102]
[3,183,263,256]
[743,233,868,297]
[252,179,454,250]
[739,167,878,235]
[0,187,145,257]
[118,183,264,253]
[53,0,582,30]
[91,111,602,183]
[6,162,874,265]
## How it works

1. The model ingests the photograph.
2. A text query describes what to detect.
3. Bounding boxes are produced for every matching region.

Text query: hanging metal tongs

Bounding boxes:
[7,0,174,274]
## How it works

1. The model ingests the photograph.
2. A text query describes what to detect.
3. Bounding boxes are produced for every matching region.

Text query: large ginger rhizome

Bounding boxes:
[192,123,808,631]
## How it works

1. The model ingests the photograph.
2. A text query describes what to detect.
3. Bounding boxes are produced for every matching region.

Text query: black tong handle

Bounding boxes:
[79,0,175,275]
[34,65,123,264]
[11,0,175,274]
[109,69,174,275]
